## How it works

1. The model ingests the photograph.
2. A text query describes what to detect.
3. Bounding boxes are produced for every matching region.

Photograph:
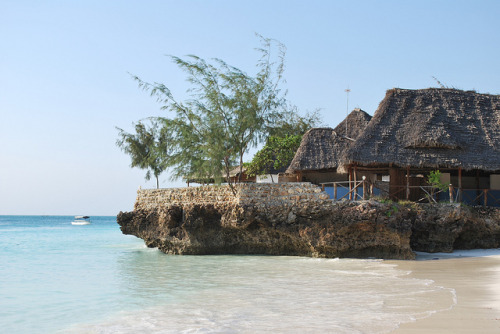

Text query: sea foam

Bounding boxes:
[62,256,456,334]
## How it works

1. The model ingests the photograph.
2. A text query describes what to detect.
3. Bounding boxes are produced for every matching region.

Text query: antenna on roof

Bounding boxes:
[345,88,351,135]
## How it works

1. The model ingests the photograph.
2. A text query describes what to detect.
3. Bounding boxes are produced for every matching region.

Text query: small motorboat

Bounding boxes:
[71,216,91,225]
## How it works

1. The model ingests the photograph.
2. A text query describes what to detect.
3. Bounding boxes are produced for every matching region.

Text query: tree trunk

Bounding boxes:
[224,157,236,196]
[238,150,244,183]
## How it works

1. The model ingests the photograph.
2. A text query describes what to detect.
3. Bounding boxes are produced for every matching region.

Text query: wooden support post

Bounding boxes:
[458,167,462,203]
[389,167,397,200]
[449,184,454,203]
[334,183,338,201]
[476,170,480,200]
[322,184,325,192]
[406,166,410,200]
[484,189,488,207]
[348,165,353,200]
[354,165,358,200]
[363,179,367,200]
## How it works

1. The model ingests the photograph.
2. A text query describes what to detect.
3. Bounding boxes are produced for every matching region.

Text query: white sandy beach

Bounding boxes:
[390,250,500,333]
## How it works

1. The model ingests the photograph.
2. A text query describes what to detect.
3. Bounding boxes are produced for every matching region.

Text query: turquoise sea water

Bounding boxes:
[0,215,457,333]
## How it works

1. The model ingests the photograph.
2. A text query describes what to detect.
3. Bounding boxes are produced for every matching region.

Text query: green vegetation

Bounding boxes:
[385,204,399,217]
[119,36,319,192]
[246,135,302,179]
[426,170,448,202]
[246,110,320,178]
[397,200,420,210]
[372,197,392,204]
[427,170,448,191]
[267,108,321,138]
[116,119,171,189]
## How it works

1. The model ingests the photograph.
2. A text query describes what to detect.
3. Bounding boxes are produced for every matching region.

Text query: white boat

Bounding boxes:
[71,216,91,225]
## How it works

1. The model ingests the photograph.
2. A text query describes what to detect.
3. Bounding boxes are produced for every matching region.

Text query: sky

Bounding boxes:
[1,0,500,215]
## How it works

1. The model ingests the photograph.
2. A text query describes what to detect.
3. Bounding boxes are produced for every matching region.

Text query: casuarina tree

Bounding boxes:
[130,35,289,193]
[116,119,171,189]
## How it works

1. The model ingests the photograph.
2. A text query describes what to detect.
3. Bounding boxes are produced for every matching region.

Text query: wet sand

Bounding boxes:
[389,251,500,333]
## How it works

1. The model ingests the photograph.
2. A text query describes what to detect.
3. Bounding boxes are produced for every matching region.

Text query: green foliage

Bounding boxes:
[267,109,322,138]
[424,170,449,203]
[386,204,399,217]
[398,200,419,210]
[371,196,392,204]
[246,109,321,177]
[130,35,289,192]
[246,135,303,177]
[427,170,448,191]
[116,119,171,189]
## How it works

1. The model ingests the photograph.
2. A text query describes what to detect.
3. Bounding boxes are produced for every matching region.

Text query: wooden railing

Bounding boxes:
[320,181,367,201]
[383,185,448,203]
[460,188,500,207]
[319,181,500,207]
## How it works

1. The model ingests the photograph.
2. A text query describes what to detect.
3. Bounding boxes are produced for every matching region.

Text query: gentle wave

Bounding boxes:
[1,216,458,334]
[61,257,456,334]
[416,249,500,259]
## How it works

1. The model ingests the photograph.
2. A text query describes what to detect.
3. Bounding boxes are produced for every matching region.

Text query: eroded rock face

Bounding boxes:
[410,205,500,252]
[117,201,416,260]
[117,185,500,260]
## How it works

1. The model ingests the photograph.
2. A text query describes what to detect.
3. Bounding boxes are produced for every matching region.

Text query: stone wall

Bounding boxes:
[134,182,331,211]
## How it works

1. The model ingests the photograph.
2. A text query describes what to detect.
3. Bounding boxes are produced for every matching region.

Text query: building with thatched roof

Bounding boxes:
[286,108,372,184]
[345,88,500,205]
[226,166,256,183]
[186,166,255,186]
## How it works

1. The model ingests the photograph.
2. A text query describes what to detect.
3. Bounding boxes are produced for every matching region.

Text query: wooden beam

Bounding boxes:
[389,167,397,200]
[406,166,410,200]
[476,170,480,201]
[354,165,358,200]
[348,165,352,200]
[458,167,462,202]
[363,178,367,200]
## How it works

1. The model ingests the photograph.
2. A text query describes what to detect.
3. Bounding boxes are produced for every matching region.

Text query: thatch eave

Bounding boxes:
[345,88,500,172]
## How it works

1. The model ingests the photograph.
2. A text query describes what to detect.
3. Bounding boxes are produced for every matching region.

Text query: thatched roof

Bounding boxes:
[346,88,500,171]
[286,108,372,173]
[229,166,247,178]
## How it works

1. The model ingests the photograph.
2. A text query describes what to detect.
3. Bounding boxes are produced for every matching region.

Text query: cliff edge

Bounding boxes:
[117,184,500,260]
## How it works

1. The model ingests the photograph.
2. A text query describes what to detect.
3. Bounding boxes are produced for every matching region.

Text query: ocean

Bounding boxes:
[0,215,457,333]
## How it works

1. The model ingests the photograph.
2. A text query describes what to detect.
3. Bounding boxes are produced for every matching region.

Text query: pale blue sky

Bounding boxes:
[1,1,499,215]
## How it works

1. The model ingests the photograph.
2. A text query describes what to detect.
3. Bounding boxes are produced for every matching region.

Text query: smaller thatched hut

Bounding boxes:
[286,108,372,184]
[227,166,256,183]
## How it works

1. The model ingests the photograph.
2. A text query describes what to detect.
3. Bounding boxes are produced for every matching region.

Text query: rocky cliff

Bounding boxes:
[117,184,500,260]
[410,204,500,252]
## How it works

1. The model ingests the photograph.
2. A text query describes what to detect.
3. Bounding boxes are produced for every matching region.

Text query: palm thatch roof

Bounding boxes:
[286,108,372,173]
[346,88,500,171]
[186,166,252,184]
[229,166,247,178]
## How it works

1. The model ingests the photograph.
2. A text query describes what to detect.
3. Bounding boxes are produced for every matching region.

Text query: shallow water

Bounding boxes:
[0,216,457,333]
